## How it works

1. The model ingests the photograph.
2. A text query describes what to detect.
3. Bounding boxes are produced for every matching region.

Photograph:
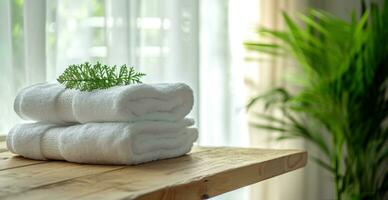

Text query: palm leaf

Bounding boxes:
[245,1,388,199]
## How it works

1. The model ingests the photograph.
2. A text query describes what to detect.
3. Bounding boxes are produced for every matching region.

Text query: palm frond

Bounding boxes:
[245,1,388,199]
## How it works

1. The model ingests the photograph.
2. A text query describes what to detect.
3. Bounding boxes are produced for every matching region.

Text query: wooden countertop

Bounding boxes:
[0,141,307,200]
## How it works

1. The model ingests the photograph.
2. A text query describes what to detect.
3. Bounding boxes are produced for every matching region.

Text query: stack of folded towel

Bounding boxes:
[7,83,198,165]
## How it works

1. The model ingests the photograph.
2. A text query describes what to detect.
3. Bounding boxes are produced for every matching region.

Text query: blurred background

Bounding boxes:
[0,0,386,200]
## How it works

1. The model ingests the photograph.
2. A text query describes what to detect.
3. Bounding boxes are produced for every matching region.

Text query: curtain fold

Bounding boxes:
[105,0,130,66]
[0,0,48,135]
[198,0,231,146]
[0,0,15,135]
[23,0,47,84]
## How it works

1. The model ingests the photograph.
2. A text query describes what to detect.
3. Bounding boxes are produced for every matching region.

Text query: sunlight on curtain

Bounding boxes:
[0,0,201,129]
[0,0,249,147]
[199,0,249,147]
[0,0,47,135]
[0,0,14,136]
[51,0,200,119]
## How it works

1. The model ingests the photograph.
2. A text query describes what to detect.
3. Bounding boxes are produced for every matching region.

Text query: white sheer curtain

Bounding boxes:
[1,0,358,199]
[0,0,48,135]
[0,0,200,131]
[0,0,249,147]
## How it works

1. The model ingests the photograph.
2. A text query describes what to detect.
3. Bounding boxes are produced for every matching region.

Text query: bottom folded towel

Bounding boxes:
[7,119,198,165]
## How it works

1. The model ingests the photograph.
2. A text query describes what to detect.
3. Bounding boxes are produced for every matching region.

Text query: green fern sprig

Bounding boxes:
[57,62,146,91]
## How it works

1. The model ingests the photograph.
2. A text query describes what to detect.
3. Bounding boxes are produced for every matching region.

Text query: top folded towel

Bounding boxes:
[14,83,194,123]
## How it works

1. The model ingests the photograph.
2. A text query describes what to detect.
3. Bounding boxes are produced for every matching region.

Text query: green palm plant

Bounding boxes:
[245,2,388,200]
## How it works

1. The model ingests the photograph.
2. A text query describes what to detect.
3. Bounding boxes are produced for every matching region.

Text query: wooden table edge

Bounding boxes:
[135,150,307,200]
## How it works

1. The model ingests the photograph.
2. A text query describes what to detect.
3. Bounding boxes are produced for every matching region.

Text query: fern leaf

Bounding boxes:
[57,62,146,91]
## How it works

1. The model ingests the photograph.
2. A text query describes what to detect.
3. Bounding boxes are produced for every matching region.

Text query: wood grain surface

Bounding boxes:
[0,141,307,200]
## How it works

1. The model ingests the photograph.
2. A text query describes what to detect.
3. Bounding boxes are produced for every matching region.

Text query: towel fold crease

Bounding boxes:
[7,120,197,165]
[14,83,194,123]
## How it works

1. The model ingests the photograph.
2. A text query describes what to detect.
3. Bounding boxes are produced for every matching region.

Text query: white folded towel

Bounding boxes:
[6,119,198,165]
[14,83,194,123]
